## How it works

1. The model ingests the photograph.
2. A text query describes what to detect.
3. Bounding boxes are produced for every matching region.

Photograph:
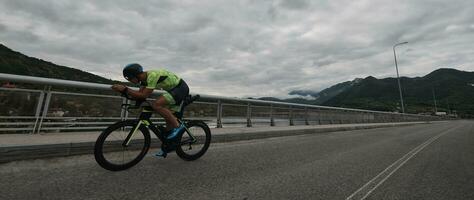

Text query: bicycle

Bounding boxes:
[94,94,211,171]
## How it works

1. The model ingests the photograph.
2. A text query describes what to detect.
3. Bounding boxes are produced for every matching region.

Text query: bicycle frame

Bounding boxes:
[121,105,197,147]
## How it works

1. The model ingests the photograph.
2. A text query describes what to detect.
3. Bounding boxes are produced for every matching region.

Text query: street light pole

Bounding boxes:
[393,42,408,113]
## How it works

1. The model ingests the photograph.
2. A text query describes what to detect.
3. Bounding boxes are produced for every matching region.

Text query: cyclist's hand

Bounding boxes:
[111,84,127,93]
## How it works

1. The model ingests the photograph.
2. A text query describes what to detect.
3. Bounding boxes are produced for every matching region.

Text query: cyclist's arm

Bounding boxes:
[125,86,153,100]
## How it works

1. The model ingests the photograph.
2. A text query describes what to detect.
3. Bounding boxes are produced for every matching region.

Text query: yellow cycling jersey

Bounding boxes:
[141,69,181,91]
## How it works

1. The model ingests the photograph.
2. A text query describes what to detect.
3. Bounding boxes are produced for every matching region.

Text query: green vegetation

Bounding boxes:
[270,68,474,118]
[0,44,115,84]
[323,68,474,117]
[282,68,474,118]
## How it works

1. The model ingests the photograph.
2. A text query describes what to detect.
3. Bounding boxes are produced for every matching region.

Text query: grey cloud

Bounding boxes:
[277,0,310,10]
[0,29,40,43]
[4,0,63,22]
[172,16,214,33]
[3,1,106,28]
[313,57,337,68]
[0,23,6,32]
[0,0,473,98]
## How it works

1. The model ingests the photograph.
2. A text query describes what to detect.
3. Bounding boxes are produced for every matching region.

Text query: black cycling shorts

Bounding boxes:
[167,79,189,106]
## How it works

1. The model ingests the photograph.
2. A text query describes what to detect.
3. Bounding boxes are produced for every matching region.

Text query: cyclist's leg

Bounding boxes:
[152,94,182,158]
[151,94,179,131]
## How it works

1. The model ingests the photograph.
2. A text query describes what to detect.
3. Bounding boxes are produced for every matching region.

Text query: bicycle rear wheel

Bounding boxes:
[94,120,151,171]
[176,121,211,161]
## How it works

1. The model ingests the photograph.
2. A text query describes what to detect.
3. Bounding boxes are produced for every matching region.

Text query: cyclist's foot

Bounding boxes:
[166,124,185,140]
[154,149,167,158]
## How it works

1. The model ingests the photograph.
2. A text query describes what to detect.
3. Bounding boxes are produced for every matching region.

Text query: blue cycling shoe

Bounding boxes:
[154,149,167,158]
[155,125,184,158]
[166,124,185,140]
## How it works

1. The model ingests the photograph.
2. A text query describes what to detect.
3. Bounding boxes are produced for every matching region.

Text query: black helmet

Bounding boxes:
[123,63,143,80]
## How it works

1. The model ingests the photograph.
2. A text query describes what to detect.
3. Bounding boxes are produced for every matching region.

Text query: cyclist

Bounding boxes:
[111,63,189,157]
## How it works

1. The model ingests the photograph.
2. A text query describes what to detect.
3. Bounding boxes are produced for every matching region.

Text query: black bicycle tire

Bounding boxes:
[94,120,151,171]
[176,120,211,161]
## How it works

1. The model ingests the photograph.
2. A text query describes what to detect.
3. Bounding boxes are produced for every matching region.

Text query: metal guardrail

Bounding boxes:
[0,73,446,133]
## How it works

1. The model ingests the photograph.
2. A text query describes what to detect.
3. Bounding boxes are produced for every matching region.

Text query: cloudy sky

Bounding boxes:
[1,0,473,98]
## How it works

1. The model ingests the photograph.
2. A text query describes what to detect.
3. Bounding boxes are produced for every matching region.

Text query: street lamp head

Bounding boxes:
[394,41,409,47]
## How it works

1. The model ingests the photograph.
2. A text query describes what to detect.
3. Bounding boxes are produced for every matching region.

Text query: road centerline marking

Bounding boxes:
[346,126,458,200]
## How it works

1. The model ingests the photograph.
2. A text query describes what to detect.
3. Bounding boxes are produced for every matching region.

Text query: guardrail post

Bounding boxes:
[246,103,252,127]
[353,113,357,123]
[118,98,131,121]
[32,90,46,134]
[216,100,223,128]
[317,109,322,125]
[270,104,275,126]
[305,107,309,125]
[37,86,52,134]
[289,106,294,126]
[339,111,343,124]
[124,99,130,121]
[120,97,127,121]
[329,111,334,124]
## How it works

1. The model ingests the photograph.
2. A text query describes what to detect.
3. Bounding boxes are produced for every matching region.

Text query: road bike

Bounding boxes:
[94,95,211,171]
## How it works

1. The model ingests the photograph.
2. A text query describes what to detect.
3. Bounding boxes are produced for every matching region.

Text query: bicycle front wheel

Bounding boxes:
[176,121,211,161]
[94,120,151,171]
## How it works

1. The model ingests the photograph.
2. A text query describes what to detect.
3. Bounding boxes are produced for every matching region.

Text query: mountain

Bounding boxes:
[313,78,362,104]
[0,44,115,84]
[280,78,361,105]
[322,68,474,117]
[270,68,473,118]
[288,79,362,104]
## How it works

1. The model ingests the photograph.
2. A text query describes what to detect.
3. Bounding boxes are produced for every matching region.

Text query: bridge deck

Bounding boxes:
[0,120,471,199]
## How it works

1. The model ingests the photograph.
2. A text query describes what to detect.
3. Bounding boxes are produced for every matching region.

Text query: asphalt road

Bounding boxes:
[1,121,472,200]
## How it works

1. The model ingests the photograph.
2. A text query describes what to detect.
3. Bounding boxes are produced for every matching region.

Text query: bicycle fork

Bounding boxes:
[121,120,151,147]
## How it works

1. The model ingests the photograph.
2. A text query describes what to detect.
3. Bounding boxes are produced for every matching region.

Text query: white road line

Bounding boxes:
[346,126,458,200]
